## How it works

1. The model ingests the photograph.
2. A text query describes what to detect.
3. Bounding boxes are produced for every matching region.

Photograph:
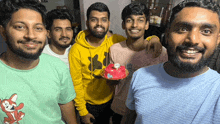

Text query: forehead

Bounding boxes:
[172,7,219,27]
[52,19,72,27]
[10,8,43,24]
[89,10,108,19]
[126,14,146,19]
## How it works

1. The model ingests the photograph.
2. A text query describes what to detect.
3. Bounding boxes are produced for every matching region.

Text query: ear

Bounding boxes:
[122,21,125,30]
[47,30,51,39]
[145,21,149,30]
[0,25,7,41]
[86,20,89,29]
[217,32,220,46]
[10,94,17,102]
[108,20,111,27]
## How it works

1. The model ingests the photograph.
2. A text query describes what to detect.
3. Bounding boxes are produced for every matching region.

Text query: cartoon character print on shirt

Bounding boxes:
[88,52,110,78]
[0,94,25,124]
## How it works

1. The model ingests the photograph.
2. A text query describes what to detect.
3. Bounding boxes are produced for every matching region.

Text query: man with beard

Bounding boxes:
[123,0,220,124]
[68,2,163,124]
[0,0,77,123]
[43,9,74,67]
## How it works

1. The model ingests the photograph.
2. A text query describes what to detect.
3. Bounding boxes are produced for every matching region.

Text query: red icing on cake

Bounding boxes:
[104,64,127,80]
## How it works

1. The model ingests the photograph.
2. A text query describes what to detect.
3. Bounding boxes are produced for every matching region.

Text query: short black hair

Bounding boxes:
[86,2,110,20]
[0,0,47,28]
[121,2,150,22]
[46,9,74,30]
[168,0,220,28]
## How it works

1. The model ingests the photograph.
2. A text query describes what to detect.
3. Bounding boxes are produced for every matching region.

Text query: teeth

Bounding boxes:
[96,28,103,31]
[185,50,197,54]
[131,30,139,33]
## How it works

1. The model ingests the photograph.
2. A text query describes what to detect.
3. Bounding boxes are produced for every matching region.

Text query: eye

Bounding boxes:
[138,19,145,22]
[66,28,73,31]
[55,28,61,32]
[13,25,25,30]
[175,26,189,33]
[102,18,108,22]
[126,19,132,23]
[180,27,188,32]
[201,29,212,35]
[90,18,97,22]
[35,27,44,31]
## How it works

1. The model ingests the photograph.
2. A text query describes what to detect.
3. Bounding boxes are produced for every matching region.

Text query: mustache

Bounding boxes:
[17,40,42,44]
[176,44,205,53]
[59,37,70,41]
[94,26,105,30]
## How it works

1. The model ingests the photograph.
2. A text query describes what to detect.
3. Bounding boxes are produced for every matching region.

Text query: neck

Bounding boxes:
[0,50,40,70]
[49,43,67,55]
[163,61,209,78]
[126,36,146,51]
[86,34,105,47]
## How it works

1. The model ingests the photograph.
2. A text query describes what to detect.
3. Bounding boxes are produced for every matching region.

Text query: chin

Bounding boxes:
[130,36,142,40]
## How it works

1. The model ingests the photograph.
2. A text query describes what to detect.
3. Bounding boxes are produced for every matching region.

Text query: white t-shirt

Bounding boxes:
[42,44,71,67]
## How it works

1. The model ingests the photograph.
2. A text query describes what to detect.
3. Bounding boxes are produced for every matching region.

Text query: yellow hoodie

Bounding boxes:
[69,30,126,116]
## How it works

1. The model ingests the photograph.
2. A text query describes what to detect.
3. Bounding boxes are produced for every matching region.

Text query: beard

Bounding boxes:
[53,37,72,49]
[88,25,108,39]
[5,39,44,60]
[167,44,216,73]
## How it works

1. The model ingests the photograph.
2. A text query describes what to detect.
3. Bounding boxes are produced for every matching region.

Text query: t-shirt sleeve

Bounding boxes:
[58,67,76,104]
[126,71,137,110]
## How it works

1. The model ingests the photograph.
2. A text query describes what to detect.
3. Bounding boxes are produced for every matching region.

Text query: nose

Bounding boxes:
[97,19,102,26]
[132,20,138,28]
[24,28,37,40]
[61,30,67,37]
[185,28,200,45]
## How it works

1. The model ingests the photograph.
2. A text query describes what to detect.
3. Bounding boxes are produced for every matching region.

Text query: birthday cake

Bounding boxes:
[102,63,128,80]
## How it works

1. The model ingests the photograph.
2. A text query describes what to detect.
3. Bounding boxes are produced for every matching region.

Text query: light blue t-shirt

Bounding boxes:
[126,63,220,124]
[0,53,76,124]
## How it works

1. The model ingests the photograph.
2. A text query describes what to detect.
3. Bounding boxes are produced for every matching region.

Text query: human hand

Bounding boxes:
[81,113,95,124]
[145,37,162,58]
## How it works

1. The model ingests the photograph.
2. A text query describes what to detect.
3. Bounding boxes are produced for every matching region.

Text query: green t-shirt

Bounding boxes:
[0,53,76,124]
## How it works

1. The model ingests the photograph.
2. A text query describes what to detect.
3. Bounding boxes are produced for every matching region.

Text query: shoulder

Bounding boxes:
[206,69,220,79]
[134,64,163,77]
[109,34,126,43]
[69,43,81,54]
[42,44,50,52]
[40,53,68,70]
[110,40,126,50]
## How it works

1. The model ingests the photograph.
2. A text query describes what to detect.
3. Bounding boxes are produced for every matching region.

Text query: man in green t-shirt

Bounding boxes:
[0,0,77,123]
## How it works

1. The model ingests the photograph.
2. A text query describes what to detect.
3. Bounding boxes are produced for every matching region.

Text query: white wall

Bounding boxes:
[41,0,65,12]
[79,0,131,37]
[173,0,184,6]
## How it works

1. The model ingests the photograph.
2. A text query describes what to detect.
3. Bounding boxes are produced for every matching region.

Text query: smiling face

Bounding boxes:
[87,10,110,39]
[0,8,47,60]
[48,19,73,49]
[166,7,220,72]
[123,14,149,40]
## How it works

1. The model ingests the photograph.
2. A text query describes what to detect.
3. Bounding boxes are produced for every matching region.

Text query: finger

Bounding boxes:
[154,44,162,58]
[91,114,95,120]
[145,42,150,53]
